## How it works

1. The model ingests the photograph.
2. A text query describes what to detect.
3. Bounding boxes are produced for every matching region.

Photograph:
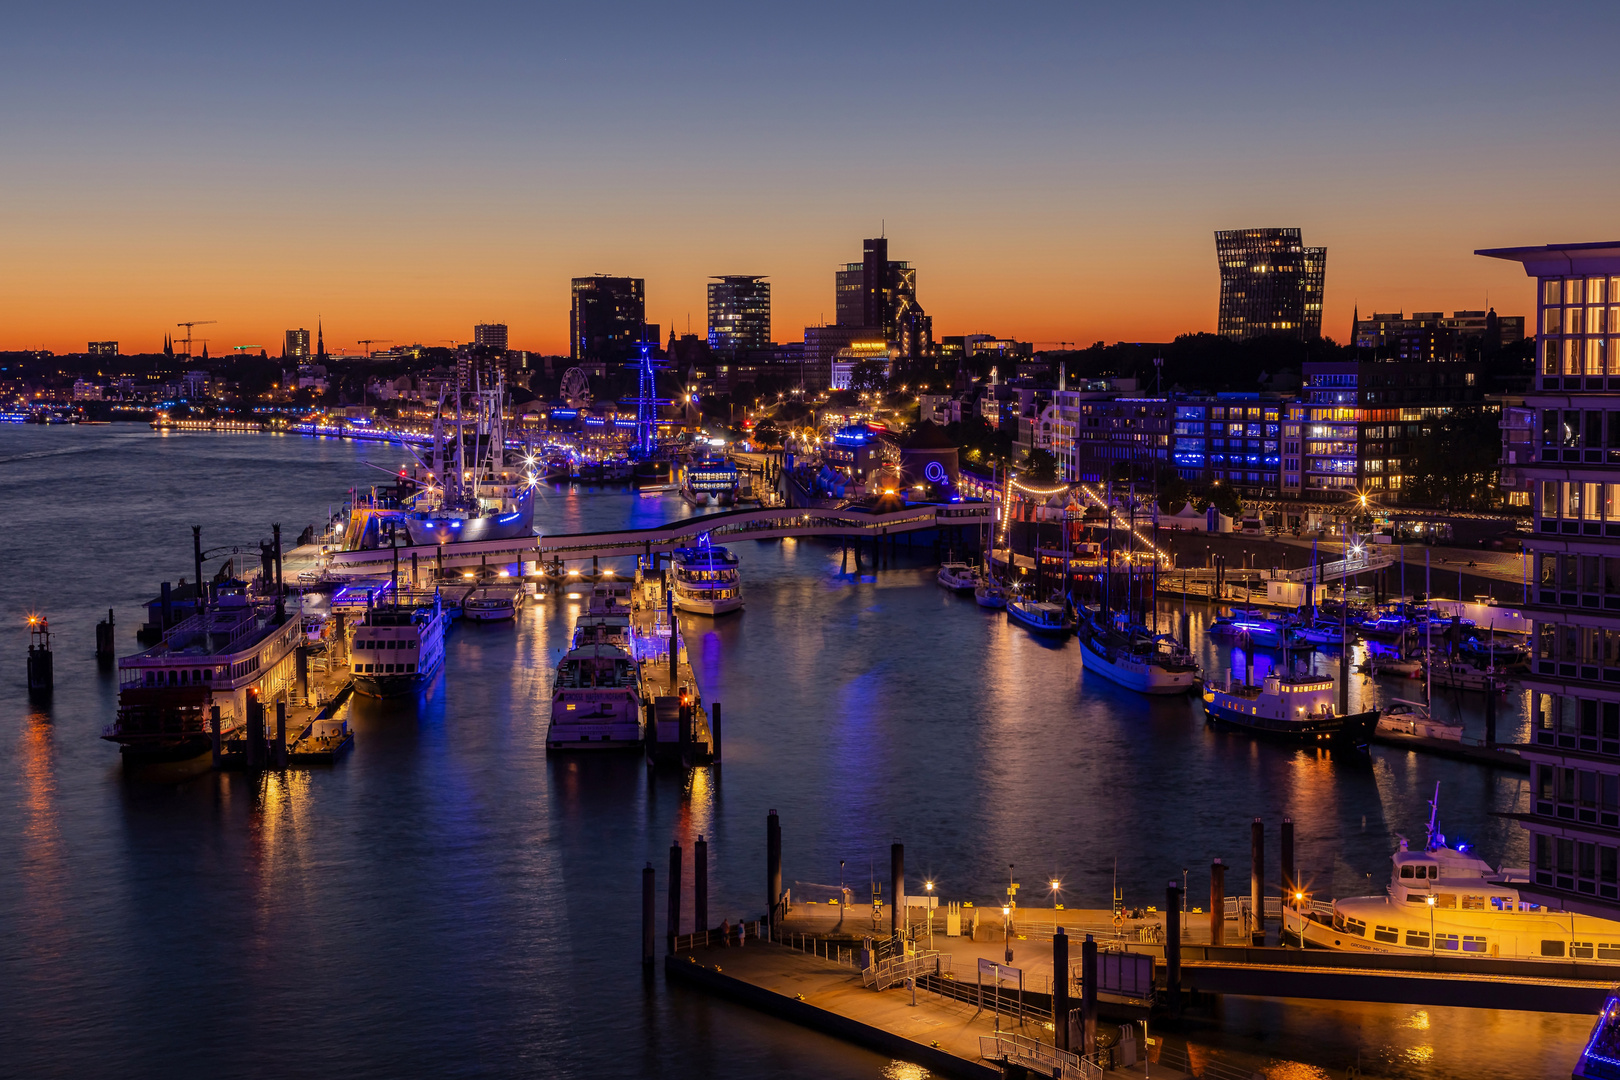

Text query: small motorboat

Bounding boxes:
[1209,612,1286,648]
[1377,699,1464,742]
[937,561,980,593]
[974,583,1008,610]
[1007,597,1075,638]
[1366,651,1422,677]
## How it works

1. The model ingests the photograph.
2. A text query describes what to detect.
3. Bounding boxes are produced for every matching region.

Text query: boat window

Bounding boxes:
[1574,941,1596,959]
[1542,940,1566,957]
[1374,925,1400,943]
[1462,935,1488,953]
[1435,894,1456,909]
[1599,944,1620,960]
[1400,865,1414,879]
[1435,934,1459,951]
[1490,896,1513,910]
[1427,865,1438,879]
[1460,895,1484,910]
[1405,930,1430,948]
[1345,918,1367,937]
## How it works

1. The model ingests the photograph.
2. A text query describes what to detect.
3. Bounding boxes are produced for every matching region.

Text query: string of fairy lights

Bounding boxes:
[992,470,1172,566]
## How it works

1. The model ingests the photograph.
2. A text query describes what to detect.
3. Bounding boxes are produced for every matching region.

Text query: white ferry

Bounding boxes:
[1285,787,1620,961]
[105,581,305,762]
[465,584,524,622]
[671,539,743,616]
[546,642,646,750]
[351,595,447,697]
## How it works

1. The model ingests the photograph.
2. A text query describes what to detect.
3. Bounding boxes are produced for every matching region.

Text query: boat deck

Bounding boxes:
[631,573,716,764]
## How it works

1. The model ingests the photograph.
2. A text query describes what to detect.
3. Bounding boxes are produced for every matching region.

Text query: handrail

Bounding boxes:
[978,1032,1102,1080]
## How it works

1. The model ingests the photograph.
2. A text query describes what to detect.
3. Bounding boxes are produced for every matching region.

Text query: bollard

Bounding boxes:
[275,700,288,768]
[642,863,656,968]
[246,693,265,771]
[210,705,222,769]
[694,836,708,935]
[1165,882,1182,1015]
[1081,933,1097,1056]
[890,842,905,940]
[667,842,682,954]
[1281,817,1295,906]
[1251,817,1265,944]
[767,810,782,934]
[1210,858,1226,947]
[711,702,722,762]
[1053,928,1070,1051]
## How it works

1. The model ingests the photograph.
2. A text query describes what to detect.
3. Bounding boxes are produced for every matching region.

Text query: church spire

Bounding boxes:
[316,318,326,360]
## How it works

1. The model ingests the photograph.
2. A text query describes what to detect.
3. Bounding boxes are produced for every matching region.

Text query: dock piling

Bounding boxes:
[667,842,682,954]
[246,692,265,771]
[1080,933,1097,1056]
[1053,927,1070,1051]
[711,702,722,762]
[210,705,221,768]
[275,700,288,769]
[95,608,115,661]
[1281,817,1295,905]
[1210,858,1225,946]
[1251,818,1265,944]
[642,863,655,967]
[1165,882,1182,1015]
[890,842,905,941]
[694,836,708,935]
[766,810,782,934]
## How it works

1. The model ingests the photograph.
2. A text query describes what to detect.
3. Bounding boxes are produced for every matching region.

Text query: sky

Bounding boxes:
[2,1,1618,357]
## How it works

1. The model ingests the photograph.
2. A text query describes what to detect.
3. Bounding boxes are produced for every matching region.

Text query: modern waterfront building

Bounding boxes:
[802,325,886,394]
[1215,228,1326,341]
[88,340,118,356]
[707,276,770,353]
[473,323,509,351]
[828,341,894,391]
[1478,241,1620,920]
[284,328,311,360]
[571,276,650,363]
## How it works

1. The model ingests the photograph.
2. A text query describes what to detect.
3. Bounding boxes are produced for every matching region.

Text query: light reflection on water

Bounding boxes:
[0,427,1585,1079]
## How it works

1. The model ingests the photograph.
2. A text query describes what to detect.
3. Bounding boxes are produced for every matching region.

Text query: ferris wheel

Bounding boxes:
[560,367,592,408]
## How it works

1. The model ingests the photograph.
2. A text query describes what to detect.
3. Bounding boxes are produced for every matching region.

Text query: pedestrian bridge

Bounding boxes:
[320,501,992,572]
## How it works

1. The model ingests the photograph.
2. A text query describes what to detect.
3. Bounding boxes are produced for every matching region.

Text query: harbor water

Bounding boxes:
[0,425,1587,1079]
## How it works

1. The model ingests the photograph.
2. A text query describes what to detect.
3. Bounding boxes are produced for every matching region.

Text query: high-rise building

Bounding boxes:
[285,328,311,360]
[474,323,509,351]
[1214,228,1327,340]
[1478,240,1620,921]
[834,238,933,359]
[88,341,117,356]
[707,276,771,352]
[571,276,647,363]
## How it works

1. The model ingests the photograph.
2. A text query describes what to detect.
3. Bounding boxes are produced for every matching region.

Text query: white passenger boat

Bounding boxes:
[1079,609,1199,695]
[351,594,447,697]
[1376,699,1464,742]
[464,584,524,622]
[937,561,979,593]
[545,642,645,750]
[671,538,743,616]
[1285,786,1620,961]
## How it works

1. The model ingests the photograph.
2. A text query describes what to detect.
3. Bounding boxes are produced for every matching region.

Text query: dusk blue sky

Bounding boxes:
[3,1,1616,353]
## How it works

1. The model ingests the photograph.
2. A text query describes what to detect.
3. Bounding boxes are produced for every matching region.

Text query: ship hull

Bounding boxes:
[673,594,743,616]
[1007,604,1074,638]
[1080,636,1198,695]
[1204,699,1378,745]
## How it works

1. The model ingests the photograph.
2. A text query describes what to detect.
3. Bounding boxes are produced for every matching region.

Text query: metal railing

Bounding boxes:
[1152,1040,1259,1080]
[670,921,765,953]
[978,1032,1103,1080]
[862,949,950,991]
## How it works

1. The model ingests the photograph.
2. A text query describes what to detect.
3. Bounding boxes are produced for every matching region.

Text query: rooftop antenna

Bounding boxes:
[881,218,885,239]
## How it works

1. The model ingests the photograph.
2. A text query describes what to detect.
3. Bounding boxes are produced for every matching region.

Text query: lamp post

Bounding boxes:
[1003,905,1013,964]
[925,879,935,947]
[1427,894,1436,954]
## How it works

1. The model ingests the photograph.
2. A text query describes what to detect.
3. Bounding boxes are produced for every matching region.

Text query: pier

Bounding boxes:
[630,569,716,765]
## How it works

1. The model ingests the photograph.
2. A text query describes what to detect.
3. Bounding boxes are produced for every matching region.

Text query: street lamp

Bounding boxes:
[1002,905,1013,964]
[1427,894,1436,954]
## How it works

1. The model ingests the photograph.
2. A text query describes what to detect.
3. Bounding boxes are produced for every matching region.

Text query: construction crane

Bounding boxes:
[176,320,216,358]
[357,338,392,357]
[233,345,263,357]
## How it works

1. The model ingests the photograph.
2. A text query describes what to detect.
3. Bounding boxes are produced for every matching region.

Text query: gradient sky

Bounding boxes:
[3,1,1618,356]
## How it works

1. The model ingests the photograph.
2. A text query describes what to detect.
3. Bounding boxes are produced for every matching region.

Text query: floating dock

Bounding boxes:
[631,570,717,765]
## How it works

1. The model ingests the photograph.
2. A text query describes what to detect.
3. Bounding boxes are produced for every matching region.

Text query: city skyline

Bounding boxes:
[4,2,1617,354]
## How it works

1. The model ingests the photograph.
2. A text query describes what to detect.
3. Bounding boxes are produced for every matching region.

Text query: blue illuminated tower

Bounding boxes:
[626,340,668,458]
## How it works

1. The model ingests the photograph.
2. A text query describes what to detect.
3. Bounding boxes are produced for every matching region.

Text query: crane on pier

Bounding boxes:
[176,320,216,358]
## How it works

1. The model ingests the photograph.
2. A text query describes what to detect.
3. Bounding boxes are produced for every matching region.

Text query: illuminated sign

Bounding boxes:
[924,461,948,484]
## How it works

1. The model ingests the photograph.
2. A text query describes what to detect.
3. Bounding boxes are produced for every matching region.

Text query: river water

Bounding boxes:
[0,425,1587,1079]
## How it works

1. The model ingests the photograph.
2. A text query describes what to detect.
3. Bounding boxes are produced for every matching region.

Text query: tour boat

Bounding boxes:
[464,584,524,622]
[974,583,1008,610]
[670,538,743,616]
[105,581,305,762]
[937,561,980,592]
[1575,987,1620,1079]
[1079,609,1199,695]
[1376,698,1464,742]
[1208,612,1286,649]
[545,642,646,751]
[1202,668,1377,746]
[1285,787,1620,962]
[351,594,447,697]
[680,457,740,506]
[1007,596,1075,639]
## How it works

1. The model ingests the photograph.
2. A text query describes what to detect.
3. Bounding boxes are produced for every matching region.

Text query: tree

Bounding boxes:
[1022,448,1059,484]
[849,359,888,395]
[1156,468,1192,515]
[1194,481,1244,521]
[753,418,783,447]
[1403,406,1502,511]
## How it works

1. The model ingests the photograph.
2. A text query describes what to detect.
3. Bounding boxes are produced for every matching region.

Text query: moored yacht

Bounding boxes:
[1208,612,1287,649]
[1078,609,1199,695]
[671,539,743,616]
[464,583,524,622]
[1377,698,1464,742]
[1007,595,1075,639]
[937,560,980,592]
[1285,787,1620,961]
[351,594,447,697]
[1202,667,1377,746]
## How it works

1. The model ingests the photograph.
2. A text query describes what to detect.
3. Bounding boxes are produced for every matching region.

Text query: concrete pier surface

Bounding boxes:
[666,940,1184,1080]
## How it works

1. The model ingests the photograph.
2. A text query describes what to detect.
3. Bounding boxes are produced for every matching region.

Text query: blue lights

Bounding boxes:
[924,461,947,484]
[550,408,578,419]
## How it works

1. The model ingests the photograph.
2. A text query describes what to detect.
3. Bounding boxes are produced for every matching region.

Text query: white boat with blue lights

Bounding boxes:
[671,537,743,616]
[1208,612,1287,649]
[1286,786,1620,962]
[1007,596,1075,638]
[351,592,447,697]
